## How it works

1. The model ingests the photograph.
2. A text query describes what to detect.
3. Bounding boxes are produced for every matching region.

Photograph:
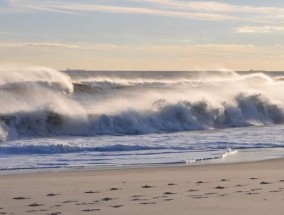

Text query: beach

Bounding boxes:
[2,1,284,214]
[1,159,283,215]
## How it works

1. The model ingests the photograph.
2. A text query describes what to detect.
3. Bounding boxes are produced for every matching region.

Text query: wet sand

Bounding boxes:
[0,159,284,215]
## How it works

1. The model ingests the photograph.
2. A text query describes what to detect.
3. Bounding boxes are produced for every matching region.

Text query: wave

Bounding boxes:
[72,72,275,94]
[0,66,284,141]
[0,66,73,93]
[0,92,283,141]
[89,93,284,134]
[72,78,202,94]
[0,143,174,154]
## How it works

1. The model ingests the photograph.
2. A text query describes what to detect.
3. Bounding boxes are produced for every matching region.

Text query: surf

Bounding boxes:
[0,66,284,141]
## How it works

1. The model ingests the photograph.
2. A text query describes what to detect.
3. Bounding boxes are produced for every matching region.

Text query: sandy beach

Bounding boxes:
[0,159,284,215]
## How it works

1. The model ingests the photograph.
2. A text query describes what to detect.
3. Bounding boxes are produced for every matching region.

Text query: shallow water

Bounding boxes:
[1,124,283,170]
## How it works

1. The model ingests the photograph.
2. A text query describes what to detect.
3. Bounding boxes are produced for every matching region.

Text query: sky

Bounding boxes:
[0,0,284,71]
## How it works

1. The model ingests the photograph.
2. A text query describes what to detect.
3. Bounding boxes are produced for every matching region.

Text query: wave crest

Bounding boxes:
[0,92,283,141]
[90,93,284,135]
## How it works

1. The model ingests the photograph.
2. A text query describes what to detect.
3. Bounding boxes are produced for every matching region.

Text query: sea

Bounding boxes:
[0,68,284,172]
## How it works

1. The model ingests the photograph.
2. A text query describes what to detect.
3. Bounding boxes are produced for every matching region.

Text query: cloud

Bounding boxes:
[0,42,119,51]
[141,0,284,14]
[2,40,284,70]
[0,42,78,48]
[138,0,284,24]
[6,0,284,24]
[21,1,234,20]
[0,41,256,52]
[237,25,284,33]
[6,0,240,21]
[121,43,284,59]
[54,3,235,20]
[1,40,283,59]
[193,44,254,49]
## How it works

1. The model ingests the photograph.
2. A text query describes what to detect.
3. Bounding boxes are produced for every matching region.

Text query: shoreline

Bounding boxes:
[1,147,284,176]
[1,158,283,214]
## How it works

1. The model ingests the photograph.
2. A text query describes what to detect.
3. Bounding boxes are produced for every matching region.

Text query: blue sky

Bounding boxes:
[0,0,284,70]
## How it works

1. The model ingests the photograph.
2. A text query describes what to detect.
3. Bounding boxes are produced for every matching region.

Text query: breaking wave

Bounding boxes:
[0,67,284,141]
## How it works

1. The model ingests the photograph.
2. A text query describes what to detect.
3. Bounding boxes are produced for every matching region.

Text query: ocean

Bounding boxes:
[0,68,284,171]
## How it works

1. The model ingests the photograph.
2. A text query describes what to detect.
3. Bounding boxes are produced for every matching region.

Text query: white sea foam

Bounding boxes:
[185,148,238,164]
[0,67,284,141]
[222,148,238,158]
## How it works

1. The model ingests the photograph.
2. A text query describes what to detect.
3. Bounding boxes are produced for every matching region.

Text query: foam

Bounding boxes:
[0,67,284,141]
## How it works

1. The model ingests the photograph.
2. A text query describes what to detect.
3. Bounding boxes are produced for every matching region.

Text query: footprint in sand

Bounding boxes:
[196,181,207,184]
[168,183,176,186]
[85,191,100,194]
[188,189,199,192]
[260,181,271,185]
[50,212,61,215]
[131,198,141,201]
[140,202,156,205]
[219,194,229,197]
[132,198,149,201]
[28,203,44,207]
[110,187,121,191]
[102,197,113,202]
[250,177,259,180]
[153,195,168,199]
[131,195,148,201]
[246,192,260,195]
[26,210,37,213]
[191,195,208,199]
[205,192,217,195]
[251,188,262,191]
[82,209,101,212]
[163,192,176,195]
[111,205,124,208]
[142,185,154,188]
[77,202,96,206]
[132,195,145,198]
[269,190,282,193]
[47,193,60,197]
[62,200,78,204]
[76,203,88,206]
[13,196,29,200]
[215,186,226,189]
